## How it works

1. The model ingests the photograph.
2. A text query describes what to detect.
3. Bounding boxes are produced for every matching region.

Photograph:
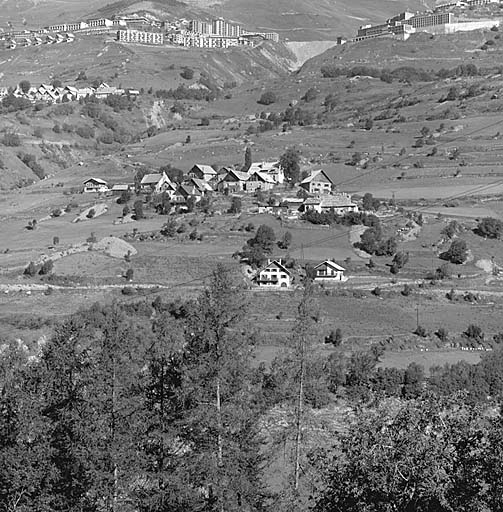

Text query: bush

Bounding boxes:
[121,286,136,295]
[125,268,134,281]
[302,87,318,102]
[465,324,484,342]
[189,229,198,241]
[436,328,449,342]
[440,239,468,264]
[39,260,54,275]
[53,236,59,245]
[372,287,381,296]
[52,124,61,134]
[24,261,38,277]
[257,91,277,105]
[325,328,343,346]
[86,209,96,219]
[2,132,21,146]
[476,217,503,239]
[76,125,95,139]
[86,232,97,243]
[180,67,194,80]
[228,196,242,214]
[134,200,144,220]
[401,284,413,296]
[414,325,427,337]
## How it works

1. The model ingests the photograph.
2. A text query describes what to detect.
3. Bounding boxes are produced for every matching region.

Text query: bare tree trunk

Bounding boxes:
[294,340,305,491]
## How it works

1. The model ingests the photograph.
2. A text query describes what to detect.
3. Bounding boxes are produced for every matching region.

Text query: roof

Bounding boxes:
[84,177,108,185]
[320,194,356,208]
[190,177,213,191]
[300,169,333,185]
[226,169,250,181]
[303,197,321,206]
[111,184,131,191]
[192,164,217,175]
[141,173,163,185]
[314,260,346,272]
[248,161,279,173]
[250,171,275,183]
[259,260,291,275]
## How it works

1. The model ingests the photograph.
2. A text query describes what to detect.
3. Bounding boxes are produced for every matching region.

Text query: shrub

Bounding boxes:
[53,236,59,245]
[372,287,381,296]
[24,261,38,277]
[189,229,198,240]
[98,130,114,144]
[76,125,95,139]
[161,220,177,237]
[257,91,277,105]
[39,260,54,275]
[180,67,194,80]
[302,87,318,102]
[86,232,97,243]
[52,124,61,134]
[436,328,449,342]
[476,217,503,239]
[440,239,468,264]
[121,286,135,295]
[228,196,242,214]
[325,328,343,346]
[86,209,96,219]
[2,132,21,146]
[51,209,62,217]
[401,284,413,296]
[414,325,427,337]
[199,117,210,126]
[465,324,484,342]
[134,200,144,220]
[125,268,134,281]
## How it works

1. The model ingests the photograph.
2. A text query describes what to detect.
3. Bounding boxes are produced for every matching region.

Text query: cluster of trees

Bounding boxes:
[321,63,485,82]
[302,209,380,228]
[354,225,397,256]
[155,84,219,102]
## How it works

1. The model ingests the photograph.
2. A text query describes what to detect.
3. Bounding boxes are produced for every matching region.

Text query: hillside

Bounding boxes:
[0,36,295,89]
[0,0,433,40]
[299,30,503,75]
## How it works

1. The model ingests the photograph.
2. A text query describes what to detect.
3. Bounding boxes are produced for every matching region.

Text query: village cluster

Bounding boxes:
[0,13,279,51]
[83,164,357,289]
[349,0,501,43]
[0,82,138,104]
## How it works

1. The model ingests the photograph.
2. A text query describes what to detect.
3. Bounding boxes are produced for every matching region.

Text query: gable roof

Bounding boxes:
[301,169,333,185]
[189,177,213,192]
[248,161,279,173]
[225,169,249,182]
[314,260,346,272]
[141,173,163,185]
[111,184,131,191]
[192,164,217,175]
[320,194,356,208]
[84,177,108,185]
[259,260,291,275]
[250,171,275,183]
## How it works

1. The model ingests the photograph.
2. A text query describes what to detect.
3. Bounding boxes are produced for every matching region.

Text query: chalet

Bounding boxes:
[313,260,347,282]
[189,164,217,182]
[253,260,292,288]
[140,172,174,194]
[83,177,109,193]
[217,169,249,193]
[245,171,275,192]
[299,170,333,194]
[174,183,202,203]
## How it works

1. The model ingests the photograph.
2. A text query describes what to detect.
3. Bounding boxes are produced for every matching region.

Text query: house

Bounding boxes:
[140,172,174,194]
[253,260,292,288]
[302,193,358,215]
[245,171,275,193]
[176,183,202,202]
[313,260,348,282]
[299,170,334,194]
[188,164,218,181]
[217,169,249,193]
[83,177,109,193]
[249,162,284,184]
[187,177,213,194]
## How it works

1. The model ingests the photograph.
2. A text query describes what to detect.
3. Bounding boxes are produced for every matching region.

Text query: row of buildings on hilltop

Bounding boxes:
[1,14,279,51]
[82,164,358,217]
[0,82,139,104]
[353,7,500,42]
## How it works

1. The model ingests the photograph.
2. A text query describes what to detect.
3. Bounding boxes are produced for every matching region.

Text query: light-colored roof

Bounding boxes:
[226,169,249,181]
[300,169,333,184]
[141,173,163,185]
[193,164,217,175]
[250,171,275,183]
[303,197,321,206]
[111,184,130,191]
[314,260,346,272]
[190,177,213,191]
[248,161,278,173]
[320,194,356,208]
[84,177,108,185]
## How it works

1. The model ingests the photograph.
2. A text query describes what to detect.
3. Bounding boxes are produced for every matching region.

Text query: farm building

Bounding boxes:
[301,193,358,214]
[217,169,249,193]
[299,170,333,194]
[313,260,348,282]
[249,162,285,184]
[253,260,292,288]
[111,183,134,195]
[83,178,109,193]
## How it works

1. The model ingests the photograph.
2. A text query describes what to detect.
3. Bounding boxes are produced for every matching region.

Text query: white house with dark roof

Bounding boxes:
[299,170,333,194]
[217,169,249,193]
[313,260,348,282]
[253,259,292,288]
[83,177,109,193]
[249,162,285,184]
[302,193,358,215]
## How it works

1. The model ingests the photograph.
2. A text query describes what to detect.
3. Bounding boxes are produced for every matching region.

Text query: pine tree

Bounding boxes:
[243,146,252,172]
